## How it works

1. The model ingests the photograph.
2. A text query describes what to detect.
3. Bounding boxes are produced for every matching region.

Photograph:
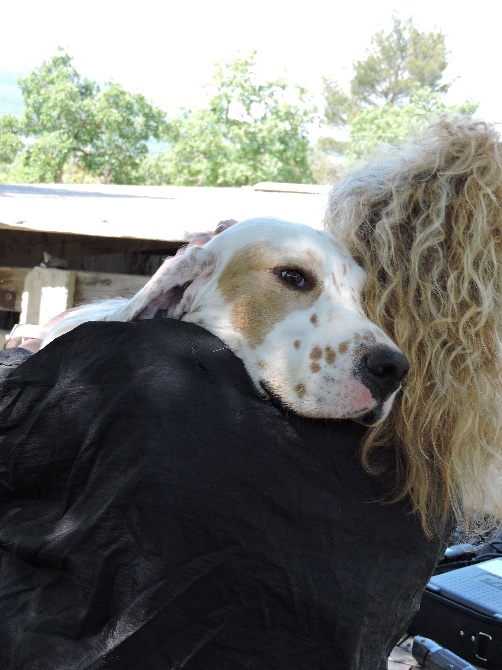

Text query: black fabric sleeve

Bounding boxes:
[0,320,449,670]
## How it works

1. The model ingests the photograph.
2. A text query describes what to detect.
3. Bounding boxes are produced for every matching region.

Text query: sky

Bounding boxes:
[1,0,501,125]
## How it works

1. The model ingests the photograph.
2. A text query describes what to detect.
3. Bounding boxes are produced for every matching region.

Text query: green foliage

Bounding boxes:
[324,16,451,125]
[141,52,317,186]
[322,16,477,162]
[0,115,22,162]
[346,88,478,161]
[0,28,475,185]
[2,49,316,186]
[7,49,167,183]
[79,83,167,183]
[350,16,449,106]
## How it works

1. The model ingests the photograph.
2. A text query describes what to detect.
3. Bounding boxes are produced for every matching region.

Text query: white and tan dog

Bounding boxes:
[40,217,408,425]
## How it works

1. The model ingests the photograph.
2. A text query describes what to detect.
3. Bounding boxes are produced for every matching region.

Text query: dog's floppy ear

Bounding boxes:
[108,246,215,322]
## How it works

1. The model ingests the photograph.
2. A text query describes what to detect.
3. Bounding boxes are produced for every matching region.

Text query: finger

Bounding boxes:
[4,336,22,349]
[215,219,238,234]
[173,234,212,260]
[16,338,42,353]
[4,336,42,352]
[186,233,212,248]
[159,219,239,267]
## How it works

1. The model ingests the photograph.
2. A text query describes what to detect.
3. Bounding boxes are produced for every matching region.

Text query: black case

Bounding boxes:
[409,585,502,669]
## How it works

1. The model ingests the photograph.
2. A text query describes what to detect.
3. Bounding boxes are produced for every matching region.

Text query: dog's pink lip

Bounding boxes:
[259,379,385,424]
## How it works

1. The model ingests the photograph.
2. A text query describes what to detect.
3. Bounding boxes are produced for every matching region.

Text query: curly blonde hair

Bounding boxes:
[324,117,502,537]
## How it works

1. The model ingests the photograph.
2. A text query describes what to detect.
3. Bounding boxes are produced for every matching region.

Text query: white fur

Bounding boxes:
[40,217,408,424]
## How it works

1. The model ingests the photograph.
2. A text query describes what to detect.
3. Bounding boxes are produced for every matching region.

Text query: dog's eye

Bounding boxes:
[281,270,305,287]
[275,268,311,289]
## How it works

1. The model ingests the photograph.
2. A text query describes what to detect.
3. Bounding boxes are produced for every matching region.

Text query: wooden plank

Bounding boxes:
[0,267,29,311]
[0,267,146,307]
[253,182,331,195]
[0,228,176,269]
[0,265,147,324]
[20,267,76,326]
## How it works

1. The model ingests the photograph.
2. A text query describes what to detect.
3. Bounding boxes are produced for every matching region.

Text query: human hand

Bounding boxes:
[176,218,238,252]
[4,310,73,352]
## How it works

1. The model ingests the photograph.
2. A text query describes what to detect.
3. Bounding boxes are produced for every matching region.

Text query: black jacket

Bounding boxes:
[0,320,448,669]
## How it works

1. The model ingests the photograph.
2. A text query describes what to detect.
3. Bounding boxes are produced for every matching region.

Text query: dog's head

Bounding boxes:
[125,217,408,424]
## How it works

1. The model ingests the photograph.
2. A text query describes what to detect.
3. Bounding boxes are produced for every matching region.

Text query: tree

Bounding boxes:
[0,115,22,163]
[351,16,449,106]
[346,89,477,160]
[322,17,477,160]
[6,49,167,183]
[141,52,317,186]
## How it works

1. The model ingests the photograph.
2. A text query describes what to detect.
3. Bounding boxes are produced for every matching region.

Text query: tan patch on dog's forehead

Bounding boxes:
[218,242,324,348]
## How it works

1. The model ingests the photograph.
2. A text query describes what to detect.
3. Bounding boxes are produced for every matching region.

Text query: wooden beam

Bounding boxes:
[20,267,76,326]
[0,266,147,317]
[0,267,29,311]
[0,228,177,269]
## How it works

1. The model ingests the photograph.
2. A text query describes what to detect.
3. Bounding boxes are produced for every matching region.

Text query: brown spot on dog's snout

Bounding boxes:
[295,383,307,398]
[325,346,336,364]
[257,360,268,371]
[310,314,318,326]
[310,346,322,360]
[338,341,349,355]
[294,340,301,349]
[311,363,321,373]
[218,242,323,348]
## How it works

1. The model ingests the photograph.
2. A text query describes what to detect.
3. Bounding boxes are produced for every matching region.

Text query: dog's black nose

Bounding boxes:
[357,345,409,400]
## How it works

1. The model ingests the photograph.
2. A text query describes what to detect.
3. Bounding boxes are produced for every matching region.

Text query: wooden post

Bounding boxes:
[20,267,76,326]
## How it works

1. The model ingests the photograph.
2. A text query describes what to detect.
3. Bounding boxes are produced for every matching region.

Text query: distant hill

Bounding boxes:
[0,69,26,117]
